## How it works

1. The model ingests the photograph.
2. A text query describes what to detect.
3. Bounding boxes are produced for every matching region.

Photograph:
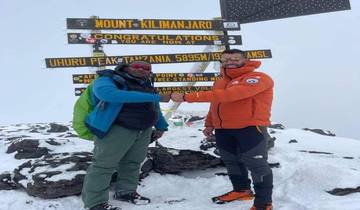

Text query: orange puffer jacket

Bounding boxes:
[184,60,274,129]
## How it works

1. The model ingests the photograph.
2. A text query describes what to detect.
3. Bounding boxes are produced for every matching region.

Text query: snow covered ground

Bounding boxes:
[0,119,360,210]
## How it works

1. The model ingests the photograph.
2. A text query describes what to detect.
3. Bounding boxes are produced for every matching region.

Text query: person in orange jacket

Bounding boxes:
[171,49,274,210]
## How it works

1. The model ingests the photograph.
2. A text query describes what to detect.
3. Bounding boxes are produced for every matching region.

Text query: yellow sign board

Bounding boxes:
[68,33,242,46]
[67,18,240,31]
[46,50,272,68]
[75,86,212,96]
[73,73,221,84]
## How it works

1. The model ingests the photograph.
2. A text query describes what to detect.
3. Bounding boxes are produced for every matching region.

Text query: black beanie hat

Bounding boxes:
[114,62,129,72]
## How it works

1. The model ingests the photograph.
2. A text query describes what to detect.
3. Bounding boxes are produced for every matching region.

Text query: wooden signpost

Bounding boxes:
[45,16,272,119]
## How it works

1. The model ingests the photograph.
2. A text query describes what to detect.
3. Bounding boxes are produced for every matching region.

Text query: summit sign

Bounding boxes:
[66,18,240,31]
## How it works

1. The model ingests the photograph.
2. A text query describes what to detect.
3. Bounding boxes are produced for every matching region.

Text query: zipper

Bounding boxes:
[98,101,106,111]
[251,98,255,117]
[217,103,223,128]
[216,69,230,129]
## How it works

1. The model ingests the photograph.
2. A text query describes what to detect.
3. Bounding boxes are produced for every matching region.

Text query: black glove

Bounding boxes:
[160,94,171,102]
[150,129,166,143]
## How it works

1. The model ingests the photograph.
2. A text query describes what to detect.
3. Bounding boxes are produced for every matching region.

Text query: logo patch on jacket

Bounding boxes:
[246,78,259,84]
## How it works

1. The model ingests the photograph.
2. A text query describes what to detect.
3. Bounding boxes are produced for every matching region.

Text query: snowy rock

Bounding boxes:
[149,146,222,174]
[289,139,298,143]
[13,152,91,199]
[269,123,285,130]
[2,119,359,209]
[327,186,360,196]
[199,136,216,151]
[186,116,205,122]
[0,173,18,190]
[47,123,69,133]
[58,132,78,138]
[299,150,333,155]
[6,139,50,159]
[139,156,153,180]
[303,128,336,136]
[268,136,276,149]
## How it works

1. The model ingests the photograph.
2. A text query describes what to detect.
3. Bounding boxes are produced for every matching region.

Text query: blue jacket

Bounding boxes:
[85,70,168,138]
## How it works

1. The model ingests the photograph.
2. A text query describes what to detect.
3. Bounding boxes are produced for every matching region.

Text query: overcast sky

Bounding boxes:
[0,0,359,139]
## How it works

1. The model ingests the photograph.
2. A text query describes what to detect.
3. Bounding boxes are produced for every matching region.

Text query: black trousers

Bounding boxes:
[215,126,273,206]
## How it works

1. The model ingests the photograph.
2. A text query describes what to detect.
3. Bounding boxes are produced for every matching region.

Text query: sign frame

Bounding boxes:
[74,86,213,96]
[67,33,242,46]
[45,50,272,68]
[67,18,241,31]
[72,73,221,84]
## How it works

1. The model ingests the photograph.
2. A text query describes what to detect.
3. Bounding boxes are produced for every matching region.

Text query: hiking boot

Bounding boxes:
[89,203,121,210]
[211,190,254,204]
[113,192,151,205]
[250,203,273,210]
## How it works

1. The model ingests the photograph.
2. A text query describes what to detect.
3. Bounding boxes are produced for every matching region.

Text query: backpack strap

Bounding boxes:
[111,74,127,88]
[96,69,127,89]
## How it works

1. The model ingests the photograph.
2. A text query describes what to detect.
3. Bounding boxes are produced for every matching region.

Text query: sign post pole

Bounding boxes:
[164,22,225,120]
[90,16,106,72]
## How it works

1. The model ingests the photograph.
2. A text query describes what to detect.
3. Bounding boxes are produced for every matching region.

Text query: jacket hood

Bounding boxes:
[221,60,261,79]
[96,69,114,77]
[96,69,152,87]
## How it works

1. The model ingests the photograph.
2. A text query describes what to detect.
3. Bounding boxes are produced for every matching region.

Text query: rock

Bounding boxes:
[45,139,62,146]
[140,156,153,180]
[199,136,216,151]
[269,123,285,130]
[186,116,205,123]
[64,133,78,138]
[6,139,50,159]
[269,162,281,168]
[1,122,284,199]
[289,139,298,143]
[327,186,360,196]
[5,136,30,142]
[0,173,18,190]
[47,123,69,133]
[214,148,220,156]
[184,116,205,126]
[164,198,186,204]
[35,125,47,130]
[299,150,333,155]
[13,152,92,199]
[215,172,228,176]
[149,147,222,174]
[303,128,336,136]
[268,137,276,149]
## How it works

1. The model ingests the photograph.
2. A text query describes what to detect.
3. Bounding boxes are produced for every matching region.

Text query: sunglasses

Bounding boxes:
[220,57,245,63]
[129,62,152,71]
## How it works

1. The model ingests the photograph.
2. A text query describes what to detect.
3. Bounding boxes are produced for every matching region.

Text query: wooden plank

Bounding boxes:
[45,50,272,68]
[66,18,240,30]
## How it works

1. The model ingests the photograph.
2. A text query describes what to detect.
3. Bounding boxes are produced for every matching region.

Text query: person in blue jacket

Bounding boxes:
[82,61,170,210]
